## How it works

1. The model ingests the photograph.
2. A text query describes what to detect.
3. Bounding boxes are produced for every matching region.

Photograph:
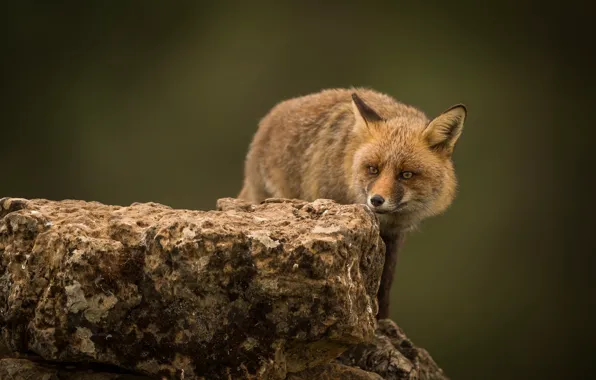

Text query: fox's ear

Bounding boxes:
[351,93,383,130]
[424,104,467,154]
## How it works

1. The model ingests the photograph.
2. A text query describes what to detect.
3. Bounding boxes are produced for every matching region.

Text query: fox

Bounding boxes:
[238,88,466,319]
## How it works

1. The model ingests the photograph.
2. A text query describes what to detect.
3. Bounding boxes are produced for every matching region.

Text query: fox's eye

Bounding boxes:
[368,166,379,175]
[400,171,414,179]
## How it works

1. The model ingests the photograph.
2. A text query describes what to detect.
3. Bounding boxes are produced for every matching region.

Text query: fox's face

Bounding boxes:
[349,94,466,230]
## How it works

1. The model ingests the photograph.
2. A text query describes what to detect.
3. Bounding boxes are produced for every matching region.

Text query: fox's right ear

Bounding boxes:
[424,104,467,155]
[351,93,383,131]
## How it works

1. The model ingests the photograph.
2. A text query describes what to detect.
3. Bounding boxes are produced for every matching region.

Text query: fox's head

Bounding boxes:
[348,93,466,231]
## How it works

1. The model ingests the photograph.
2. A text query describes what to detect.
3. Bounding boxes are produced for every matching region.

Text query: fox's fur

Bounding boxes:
[239,88,466,318]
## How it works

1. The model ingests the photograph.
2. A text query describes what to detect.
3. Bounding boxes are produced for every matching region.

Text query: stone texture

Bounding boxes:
[287,362,384,380]
[0,358,58,380]
[287,318,450,380]
[0,197,384,379]
[0,358,151,379]
[337,319,449,380]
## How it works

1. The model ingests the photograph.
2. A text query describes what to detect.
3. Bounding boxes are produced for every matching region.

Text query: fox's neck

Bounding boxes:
[377,213,419,236]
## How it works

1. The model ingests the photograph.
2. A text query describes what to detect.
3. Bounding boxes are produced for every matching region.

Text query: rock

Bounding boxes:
[0,197,384,379]
[336,319,449,380]
[0,358,58,380]
[287,362,384,380]
[0,358,151,379]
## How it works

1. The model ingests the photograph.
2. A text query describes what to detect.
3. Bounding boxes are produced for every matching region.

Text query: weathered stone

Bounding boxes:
[0,197,384,379]
[287,362,384,380]
[337,319,449,380]
[377,319,448,380]
[0,358,58,380]
[0,358,151,379]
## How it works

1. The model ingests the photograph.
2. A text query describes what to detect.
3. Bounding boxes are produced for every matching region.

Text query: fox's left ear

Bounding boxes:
[424,104,467,154]
[351,93,383,131]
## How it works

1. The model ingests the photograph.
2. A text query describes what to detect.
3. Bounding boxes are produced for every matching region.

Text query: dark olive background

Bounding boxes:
[2,2,594,379]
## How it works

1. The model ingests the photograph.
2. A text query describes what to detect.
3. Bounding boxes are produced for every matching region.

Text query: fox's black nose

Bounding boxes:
[370,194,385,207]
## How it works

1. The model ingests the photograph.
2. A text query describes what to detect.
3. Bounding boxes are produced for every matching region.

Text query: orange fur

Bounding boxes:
[239,88,467,318]
[239,88,466,236]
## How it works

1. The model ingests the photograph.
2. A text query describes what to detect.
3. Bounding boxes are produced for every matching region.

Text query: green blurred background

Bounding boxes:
[3,2,593,379]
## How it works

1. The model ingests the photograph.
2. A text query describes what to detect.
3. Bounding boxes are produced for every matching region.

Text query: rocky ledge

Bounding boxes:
[0,197,447,379]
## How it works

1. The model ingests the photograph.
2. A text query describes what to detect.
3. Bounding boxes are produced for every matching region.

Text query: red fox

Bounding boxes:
[239,88,466,318]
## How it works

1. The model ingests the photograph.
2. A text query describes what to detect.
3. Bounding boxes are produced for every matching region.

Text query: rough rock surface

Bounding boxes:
[0,357,149,379]
[0,197,384,379]
[0,319,449,380]
[336,319,449,380]
[287,362,384,380]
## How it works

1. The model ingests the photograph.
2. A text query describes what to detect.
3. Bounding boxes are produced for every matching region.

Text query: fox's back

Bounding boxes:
[242,88,427,203]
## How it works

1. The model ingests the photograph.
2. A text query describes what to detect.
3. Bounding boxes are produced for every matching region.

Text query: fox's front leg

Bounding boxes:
[377,231,406,319]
